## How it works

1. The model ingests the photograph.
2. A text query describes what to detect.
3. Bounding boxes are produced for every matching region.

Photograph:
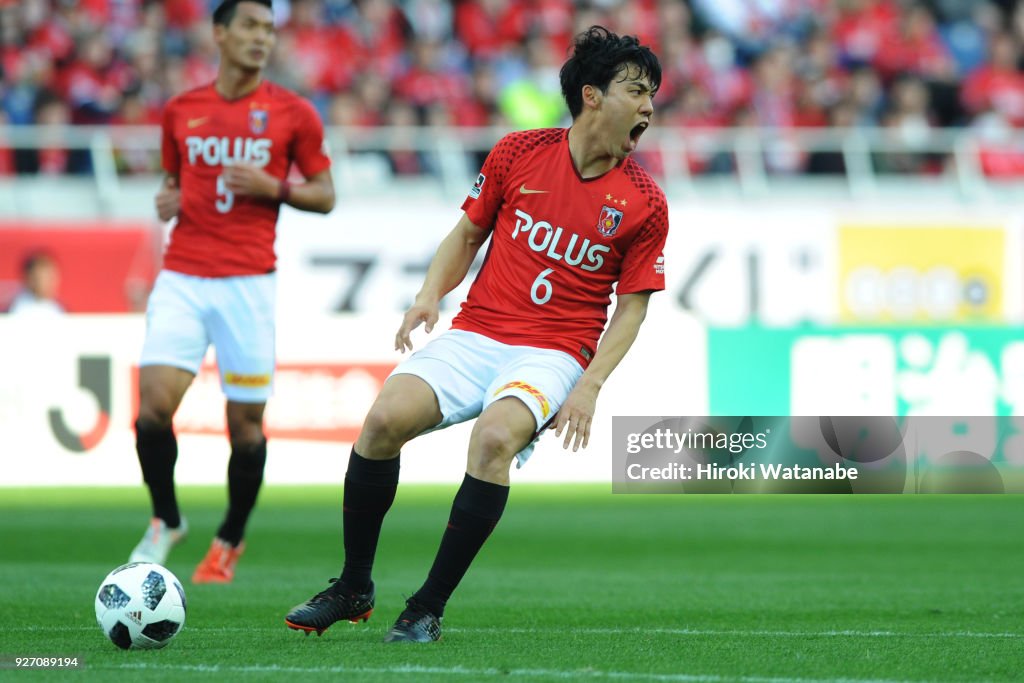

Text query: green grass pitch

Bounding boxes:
[1,486,1021,682]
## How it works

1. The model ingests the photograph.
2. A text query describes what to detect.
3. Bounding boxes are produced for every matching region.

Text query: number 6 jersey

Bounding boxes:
[455,128,669,368]
[160,80,331,277]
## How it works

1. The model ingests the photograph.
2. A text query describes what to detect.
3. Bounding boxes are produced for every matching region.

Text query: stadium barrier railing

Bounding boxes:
[2,125,1024,218]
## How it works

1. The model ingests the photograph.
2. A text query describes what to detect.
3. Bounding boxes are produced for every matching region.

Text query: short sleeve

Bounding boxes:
[291,98,332,178]
[460,133,521,231]
[617,195,668,295]
[160,101,180,176]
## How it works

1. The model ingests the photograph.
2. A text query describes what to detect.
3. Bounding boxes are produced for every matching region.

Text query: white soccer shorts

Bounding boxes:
[390,329,585,466]
[140,270,276,403]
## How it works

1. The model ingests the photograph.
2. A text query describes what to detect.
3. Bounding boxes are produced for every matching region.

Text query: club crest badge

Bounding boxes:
[249,109,269,134]
[597,205,623,237]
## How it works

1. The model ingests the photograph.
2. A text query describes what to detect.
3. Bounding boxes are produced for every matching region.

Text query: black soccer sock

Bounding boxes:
[135,419,181,528]
[412,473,509,618]
[339,449,400,592]
[216,439,268,546]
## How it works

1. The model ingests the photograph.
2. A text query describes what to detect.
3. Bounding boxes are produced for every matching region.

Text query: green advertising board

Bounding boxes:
[707,327,1024,481]
[709,326,1024,416]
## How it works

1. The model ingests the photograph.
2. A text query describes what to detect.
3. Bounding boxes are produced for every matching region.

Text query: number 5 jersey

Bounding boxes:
[160,80,331,277]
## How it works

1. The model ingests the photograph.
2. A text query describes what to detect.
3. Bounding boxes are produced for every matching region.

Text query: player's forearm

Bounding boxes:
[416,217,486,303]
[278,178,335,214]
[576,293,650,391]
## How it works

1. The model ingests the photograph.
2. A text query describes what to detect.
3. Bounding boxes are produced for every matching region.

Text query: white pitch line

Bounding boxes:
[98,661,918,683]
[26,625,1022,639]
[446,627,1024,640]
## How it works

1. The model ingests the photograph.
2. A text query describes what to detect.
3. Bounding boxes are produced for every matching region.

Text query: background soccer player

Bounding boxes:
[129,0,335,583]
[286,26,666,642]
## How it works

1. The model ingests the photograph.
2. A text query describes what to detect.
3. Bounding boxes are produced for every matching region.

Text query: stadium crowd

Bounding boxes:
[2,0,1024,177]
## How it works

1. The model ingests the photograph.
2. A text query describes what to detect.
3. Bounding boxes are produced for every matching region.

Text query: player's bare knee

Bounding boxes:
[471,423,521,465]
[358,405,413,455]
[467,447,516,484]
[228,429,265,452]
[135,414,172,435]
[136,400,174,429]
[226,403,265,447]
[227,426,264,451]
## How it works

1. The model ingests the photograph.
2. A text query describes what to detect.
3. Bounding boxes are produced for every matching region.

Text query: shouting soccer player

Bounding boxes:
[129,0,335,583]
[285,25,666,642]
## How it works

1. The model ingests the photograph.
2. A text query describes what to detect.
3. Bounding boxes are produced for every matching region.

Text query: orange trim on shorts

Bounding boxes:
[224,373,272,387]
[494,380,551,418]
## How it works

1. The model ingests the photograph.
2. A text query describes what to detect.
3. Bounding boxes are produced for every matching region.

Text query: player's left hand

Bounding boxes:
[394,298,440,353]
[554,381,599,452]
[222,163,277,198]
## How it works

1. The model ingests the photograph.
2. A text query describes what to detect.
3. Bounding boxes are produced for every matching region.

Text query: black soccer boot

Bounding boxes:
[284,578,374,636]
[382,597,442,643]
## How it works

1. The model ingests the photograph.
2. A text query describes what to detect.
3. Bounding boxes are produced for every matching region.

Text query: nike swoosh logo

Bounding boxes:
[187,117,209,129]
[519,184,550,194]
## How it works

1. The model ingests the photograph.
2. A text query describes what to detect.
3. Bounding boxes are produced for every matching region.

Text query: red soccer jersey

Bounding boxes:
[455,128,668,367]
[160,80,331,277]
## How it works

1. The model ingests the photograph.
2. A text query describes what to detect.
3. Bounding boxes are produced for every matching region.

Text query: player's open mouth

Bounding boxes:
[629,121,648,145]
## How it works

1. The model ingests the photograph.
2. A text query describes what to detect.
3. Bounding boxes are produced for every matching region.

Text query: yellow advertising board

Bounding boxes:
[839,225,1004,322]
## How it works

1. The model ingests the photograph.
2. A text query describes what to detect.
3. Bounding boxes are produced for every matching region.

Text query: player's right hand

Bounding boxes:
[155,176,181,221]
[395,300,439,353]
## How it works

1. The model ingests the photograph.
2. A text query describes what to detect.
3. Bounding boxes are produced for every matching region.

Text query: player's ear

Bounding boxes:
[582,84,601,111]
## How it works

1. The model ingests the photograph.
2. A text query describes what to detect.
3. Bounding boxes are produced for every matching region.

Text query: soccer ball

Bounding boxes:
[95,562,186,649]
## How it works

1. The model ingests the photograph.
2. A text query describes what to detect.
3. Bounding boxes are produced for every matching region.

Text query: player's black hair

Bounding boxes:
[213,0,273,26]
[559,26,661,120]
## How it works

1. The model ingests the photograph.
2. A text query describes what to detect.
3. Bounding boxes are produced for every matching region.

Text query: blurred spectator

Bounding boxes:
[847,66,885,124]
[59,31,133,124]
[806,100,858,174]
[111,85,162,175]
[0,110,12,174]
[393,38,468,112]
[276,0,350,95]
[693,30,753,123]
[651,1,700,106]
[875,75,940,174]
[384,98,426,175]
[748,44,807,173]
[972,109,1024,178]
[7,250,64,316]
[346,0,411,83]
[15,88,88,174]
[454,0,529,59]
[936,1,1000,76]
[797,29,849,116]
[879,3,962,126]
[456,60,502,128]
[163,0,206,31]
[404,0,454,42]
[498,36,564,130]
[873,3,957,82]
[352,72,392,126]
[532,0,575,57]
[691,0,824,60]
[664,83,733,175]
[961,30,1024,126]
[606,0,659,52]
[832,0,900,69]
[327,91,366,128]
